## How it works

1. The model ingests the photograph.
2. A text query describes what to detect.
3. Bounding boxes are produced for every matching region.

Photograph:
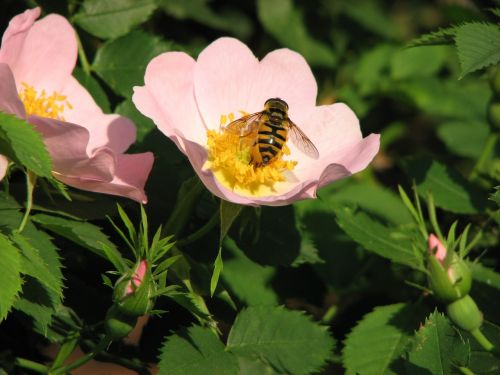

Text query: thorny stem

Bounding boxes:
[18,171,36,232]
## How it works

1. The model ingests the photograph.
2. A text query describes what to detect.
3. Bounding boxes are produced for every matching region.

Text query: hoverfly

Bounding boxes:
[223,98,319,167]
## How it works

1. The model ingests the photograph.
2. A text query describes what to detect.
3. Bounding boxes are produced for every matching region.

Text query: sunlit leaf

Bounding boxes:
[343,303,422,375]
[93,30,172,98]
[227,306,334,375]
[74,0,157,39]
[0,112,52,178]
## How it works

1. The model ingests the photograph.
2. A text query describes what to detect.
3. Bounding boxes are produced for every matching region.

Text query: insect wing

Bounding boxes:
[288,120,320,159]
[223,112,262,137]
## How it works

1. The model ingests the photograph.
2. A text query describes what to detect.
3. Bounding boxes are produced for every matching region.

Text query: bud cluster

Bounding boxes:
[427,234,482,332]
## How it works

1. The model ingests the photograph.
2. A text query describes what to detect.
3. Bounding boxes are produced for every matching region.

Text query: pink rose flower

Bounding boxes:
[0,8,153,203]
[133,37,379,206]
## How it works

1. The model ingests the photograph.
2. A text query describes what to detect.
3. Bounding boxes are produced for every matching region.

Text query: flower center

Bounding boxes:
[19,83,72,120]
[205,111,297,197]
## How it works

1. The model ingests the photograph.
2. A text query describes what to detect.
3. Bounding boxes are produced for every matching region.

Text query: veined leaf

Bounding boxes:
[0,112,52,178]
[222,238,278,306]
[456,23,500,78]
[402,158,489,214]
[334,205,424,270]
[93,30,172,98]
[343,303,422,375]
[407,311,470,374]
[158,325,238,375]
[0,233,22,321]
[227,306,334,375]
[73,0,157,39]
[32,213,121,261]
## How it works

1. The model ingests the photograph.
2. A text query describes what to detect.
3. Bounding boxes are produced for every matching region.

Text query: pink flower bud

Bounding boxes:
[428,234,446,263]
[125,260,148,295]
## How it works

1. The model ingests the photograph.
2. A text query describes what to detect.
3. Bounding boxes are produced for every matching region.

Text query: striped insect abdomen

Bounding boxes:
[251,110,288,166]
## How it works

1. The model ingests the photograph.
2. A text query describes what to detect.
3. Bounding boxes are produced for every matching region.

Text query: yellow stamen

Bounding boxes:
[205,112,298,197]
[18,83,71,120]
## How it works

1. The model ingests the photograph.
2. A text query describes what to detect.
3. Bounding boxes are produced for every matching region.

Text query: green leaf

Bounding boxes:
[467,321,500,374]
[210,201,243,296]
[227,306,334,375]
[437,121,490,159]
[407,26,458,47]
[32,213,121,261]
[390,46,448,80]
[237,357,282,375]
[455,23,500,78]
[0,112,52,178]
[73,0,157,39]
[319,180,414,225]
[470,262,500,291]
[115,99,155,143]
[396,78,489,122]
[158,0,252,39]
[13,277,59,336]
[0,233,22,321]
[73,67,110,113]
[334,205,424,270]
[401,158,489,214]
[92,30,172,98]
[340,0,401,40]
[490,187,500,207]
[158,325,238,375]
[10,232,63,302]
[343,303,421,375]
[353,44,396,96]
[256,0,336,67]
[406,311,470,374]
[222,238,278,306]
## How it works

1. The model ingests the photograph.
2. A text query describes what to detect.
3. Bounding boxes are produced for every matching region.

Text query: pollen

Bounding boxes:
[19,83,72,120]
[205,129,297,196]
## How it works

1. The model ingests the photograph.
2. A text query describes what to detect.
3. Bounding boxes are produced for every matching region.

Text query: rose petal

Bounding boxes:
[194,37,259,130]
[1,11,77,93]
[54,152,154,204]
[60,76,136,154]
[0,8,41,67]
[0,155,8,181]
[428,233,447,262]
[133,51,203,151]
[0,63,26,118]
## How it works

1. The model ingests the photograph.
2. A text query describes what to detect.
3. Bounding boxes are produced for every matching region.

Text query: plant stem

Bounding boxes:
[470,327,495,352]
[19,171,36,232]
[176,208,220,246]
[76,32,91,75]
[469,132,498,181]
[15,357,48,373]
[458,366,476,375]
[51,336,112,375]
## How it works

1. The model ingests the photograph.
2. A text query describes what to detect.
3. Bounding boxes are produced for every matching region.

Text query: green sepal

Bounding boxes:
[113,262,156,317]
[104,305,138,340]
[446,295,483,332]
[428,252,472,303]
